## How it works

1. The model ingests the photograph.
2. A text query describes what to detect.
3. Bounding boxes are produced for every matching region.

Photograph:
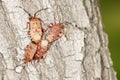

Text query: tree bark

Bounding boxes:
[0,0,117,80]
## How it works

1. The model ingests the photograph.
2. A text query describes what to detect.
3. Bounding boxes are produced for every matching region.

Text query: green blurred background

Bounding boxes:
[100,0,120,79]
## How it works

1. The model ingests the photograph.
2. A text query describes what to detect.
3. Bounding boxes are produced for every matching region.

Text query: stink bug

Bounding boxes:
[18,6,48,44]
[46,21,64,43]
[24,40,48,63]
[33,40,48,60]
[24,42,37,63]
[27,17,43,44]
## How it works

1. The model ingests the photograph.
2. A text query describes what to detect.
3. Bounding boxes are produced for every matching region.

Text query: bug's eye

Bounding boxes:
[33,22,37,25]
[33,22,37,24]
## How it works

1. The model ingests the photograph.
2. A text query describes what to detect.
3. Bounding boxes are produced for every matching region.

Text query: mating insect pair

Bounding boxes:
[24,40,48,63]
[19,7,64,63]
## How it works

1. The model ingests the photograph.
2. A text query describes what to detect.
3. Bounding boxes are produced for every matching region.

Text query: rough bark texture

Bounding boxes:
[0,0,117,80]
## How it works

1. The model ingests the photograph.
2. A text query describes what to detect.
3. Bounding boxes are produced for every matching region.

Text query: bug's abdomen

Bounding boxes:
[24,42,37,63]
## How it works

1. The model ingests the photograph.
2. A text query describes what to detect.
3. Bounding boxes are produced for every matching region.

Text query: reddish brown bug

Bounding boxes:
[46,21,64,43]
[18,6,48,44]
[18,6,65,63]
[18,7,49,63]
[24,40,48,63]
[27,17,43,44]
[24,42,37,63]
[33,40,48,60]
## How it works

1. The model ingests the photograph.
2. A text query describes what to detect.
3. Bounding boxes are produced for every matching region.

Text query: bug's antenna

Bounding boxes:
[59,18,61,23]
[34,8,48,17]
[16,6,31,17]
[54,15,56,23]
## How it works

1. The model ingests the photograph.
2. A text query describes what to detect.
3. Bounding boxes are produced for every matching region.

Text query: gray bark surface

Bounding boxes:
[0,0,117,80]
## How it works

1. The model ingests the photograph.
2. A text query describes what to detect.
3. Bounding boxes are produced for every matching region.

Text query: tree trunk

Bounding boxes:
[0,0,117,80]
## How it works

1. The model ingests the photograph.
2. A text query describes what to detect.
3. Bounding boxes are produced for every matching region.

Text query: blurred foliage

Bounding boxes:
[100,0,120,79]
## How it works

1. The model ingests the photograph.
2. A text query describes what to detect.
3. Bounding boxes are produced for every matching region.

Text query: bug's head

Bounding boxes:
[28,16,40,23]
[29,16,36,20]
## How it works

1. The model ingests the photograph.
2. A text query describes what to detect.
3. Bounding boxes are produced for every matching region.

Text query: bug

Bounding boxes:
[18,7,49,63]
[18,6,65,63]
[18,6,48,44]
[24,42,37,63]
[24,40,48,63]
[33,40,48,60]
[46,21,64,43]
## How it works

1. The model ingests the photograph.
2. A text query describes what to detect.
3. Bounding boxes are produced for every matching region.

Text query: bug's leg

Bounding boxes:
[41,22,53,33]
[22,22,29,30]
[39,18,45,24]
[27,22,29,28]
[41,56,43,59]
[26,22,31,35]
[37,60,39,63]
[56,36,61,40]
[42,27,46,33]
[62,21,73,27]
[27,31,30,35]
[26,22,30,29]
[54,15,57,23]
[30,61,34,65]
[38,18,49,27]
[22,59,26,63]
[17,22,30,38]
[42,27,50,33]
[56,32,64,40]
[48,23,54,28]
[59,33,63,37]
[22,58,29,63]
